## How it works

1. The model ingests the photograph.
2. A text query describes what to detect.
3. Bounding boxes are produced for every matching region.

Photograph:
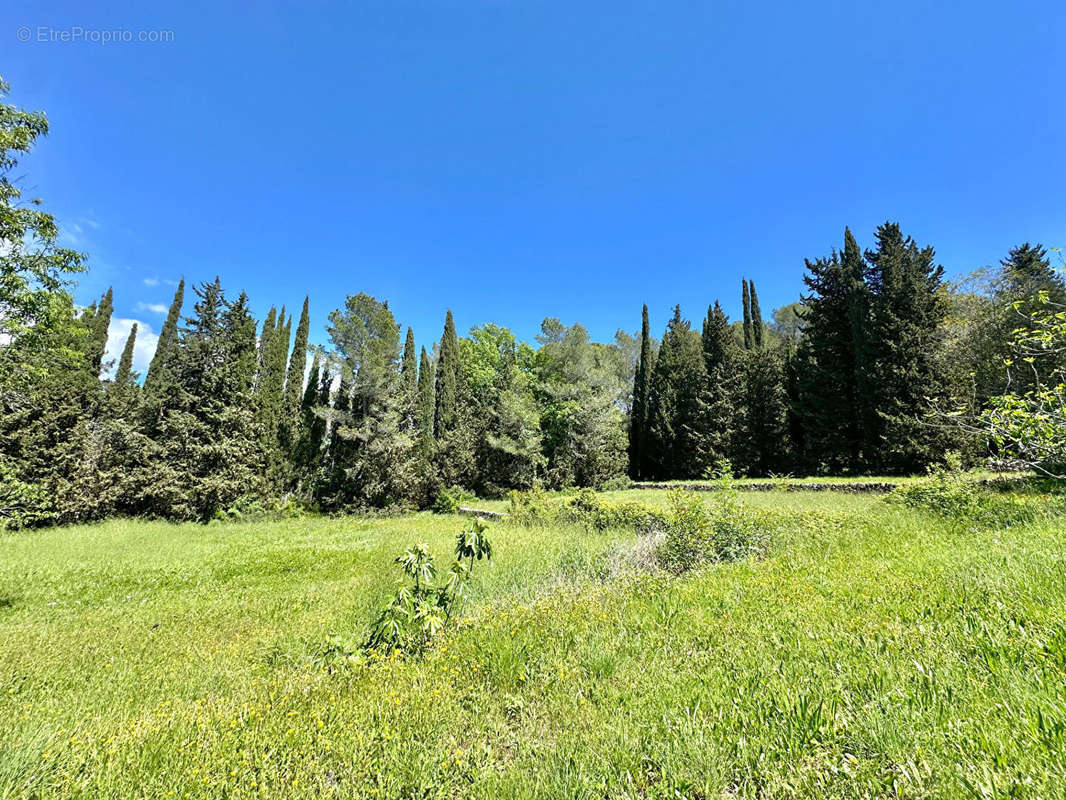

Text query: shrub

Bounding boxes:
[562,489,667,532]
[0,459,50,531]
[431,485,471,515]
[886,453,1055,527]
[506,486,563,526]
[656,488,768,573]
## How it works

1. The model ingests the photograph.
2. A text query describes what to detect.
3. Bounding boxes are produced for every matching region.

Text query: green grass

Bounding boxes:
[2,490,1065,798]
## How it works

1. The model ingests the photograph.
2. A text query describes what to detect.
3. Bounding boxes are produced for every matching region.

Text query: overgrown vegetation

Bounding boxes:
[4,488,1066,797]
[3,78,1065,527]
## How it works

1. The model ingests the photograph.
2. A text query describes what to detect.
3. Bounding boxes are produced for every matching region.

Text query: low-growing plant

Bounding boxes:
[563,488,667,532]
[656,487,768,573]
[507,486,562,526]
[886,452,1054,527]
[365,518,493,655]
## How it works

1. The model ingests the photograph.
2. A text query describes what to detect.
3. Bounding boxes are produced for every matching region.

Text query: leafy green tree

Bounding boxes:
[535,319,627,488]
[0,79,87,392]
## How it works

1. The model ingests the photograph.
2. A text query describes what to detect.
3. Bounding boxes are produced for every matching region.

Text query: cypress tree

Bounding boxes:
[628,304,653,479]
[258,307,277,384]
[401,327,417,397]
[749,280,764,349]
[418,346,435,451]
[108,322,138,404]
[646,305,707,479]
[742,280,753,350]
[144,279,184,398]
[295,351,322,476]
[284,296,311,416]
[434,310,460,436]
[87,287,113,376]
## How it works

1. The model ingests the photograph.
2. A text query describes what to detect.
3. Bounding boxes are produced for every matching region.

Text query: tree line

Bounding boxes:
[2,80,1064,526]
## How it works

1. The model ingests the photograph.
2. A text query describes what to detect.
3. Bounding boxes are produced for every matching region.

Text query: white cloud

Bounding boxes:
[136,301,169,314]
[101,317,159,380]
[143,277,160,287]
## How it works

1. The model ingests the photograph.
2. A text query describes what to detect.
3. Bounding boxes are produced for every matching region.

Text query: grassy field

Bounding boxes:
[2,489,1065,798]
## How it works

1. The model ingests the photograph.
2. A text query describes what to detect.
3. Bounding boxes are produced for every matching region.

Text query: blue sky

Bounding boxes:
[9,0,1066,373]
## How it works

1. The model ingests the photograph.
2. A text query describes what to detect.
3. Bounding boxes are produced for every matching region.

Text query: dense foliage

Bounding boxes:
[2,80,1063,526]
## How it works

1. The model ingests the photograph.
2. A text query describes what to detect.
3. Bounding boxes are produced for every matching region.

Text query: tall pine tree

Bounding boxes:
[696,301,740,467]
[863,222,949,473]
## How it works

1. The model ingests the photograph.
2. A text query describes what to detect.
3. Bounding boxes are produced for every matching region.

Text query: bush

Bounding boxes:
[656,488,768,573]
[562,488,667,532]
[886,453,1055,527]
[432,485,473,515]
[506,486,563,526]
[0,458,50,530]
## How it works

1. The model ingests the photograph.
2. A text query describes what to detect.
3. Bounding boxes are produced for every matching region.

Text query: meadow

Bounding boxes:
[2,487,1066,799]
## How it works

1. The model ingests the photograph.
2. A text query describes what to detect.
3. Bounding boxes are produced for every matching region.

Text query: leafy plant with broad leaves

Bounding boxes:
[365,518,493,655]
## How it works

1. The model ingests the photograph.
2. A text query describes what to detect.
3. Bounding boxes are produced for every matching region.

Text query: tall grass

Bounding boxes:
[1,490,1065,798]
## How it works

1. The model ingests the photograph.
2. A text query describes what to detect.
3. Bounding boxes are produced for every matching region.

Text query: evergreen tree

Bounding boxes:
[646,306,707,479]
[113,322,137,388]
[417,346,435,451]
[863,222,949,472]
[401,327,418,398]
[696,301,740,466]
[144,279,184,399]
[797,228,868,471]
[628,304,653,479]
[257,307,277,387]
[738,346,790,475]
[742,279,754,350]
[434,310,460,436]
[146,278,266,520]
[224,292,259,394]
[86,287,113,375]
[284,296,311,416]
[107,322,139,408]
[749,280,764,349]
